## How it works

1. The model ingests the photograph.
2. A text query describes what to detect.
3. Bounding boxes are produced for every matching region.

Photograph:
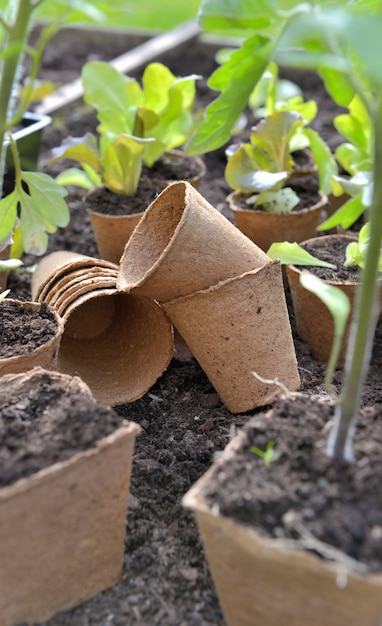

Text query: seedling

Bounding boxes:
[0,288,9,303]
[250,440,282,467]
[224,108,336,212]
[0,0,108,257]
[268,241,351,393]
[193,0,382,464]
[52,61,201,195]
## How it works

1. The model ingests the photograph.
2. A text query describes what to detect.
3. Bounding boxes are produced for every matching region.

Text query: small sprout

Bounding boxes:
[0,289,10,303]
[250,440,282,467]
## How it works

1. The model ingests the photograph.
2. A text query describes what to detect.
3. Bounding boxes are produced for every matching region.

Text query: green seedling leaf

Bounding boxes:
[0,258,22,271]
[55,167,99,190]
[319,66,354,107]
[186,36,273,154]
[334,95,371,158]
[19,172,69,255]
[0,190,18,249]
[319,194,366,231]
[50,134,101,173]
[0,289,10,303]
[300,270,351,394]
[198,0,278,31]
[83,62,143,135]
[303,127,338,195]
[251,110,303,172]
[344,223,382,271]
[267,241,336,268]
[101,134,153,195]
[250,440,282,467]
[256,187,300,213]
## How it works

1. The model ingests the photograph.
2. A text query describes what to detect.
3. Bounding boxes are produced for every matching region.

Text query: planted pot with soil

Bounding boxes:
[0,366,140,626]
[184,393,382,626]
[285,233,371,366]
[0,298,63,375]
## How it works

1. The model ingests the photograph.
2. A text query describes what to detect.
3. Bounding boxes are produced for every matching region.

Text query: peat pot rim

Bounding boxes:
[183,401,382,584]
[227,189,327,217]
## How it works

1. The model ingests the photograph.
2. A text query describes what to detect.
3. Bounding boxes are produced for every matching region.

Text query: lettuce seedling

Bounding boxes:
[52,61,201,195]
[344,223,382,272]
[225,109,336,212]
[318,95,373,231]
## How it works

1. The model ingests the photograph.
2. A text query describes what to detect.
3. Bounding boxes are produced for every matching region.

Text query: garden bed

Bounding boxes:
[7,24,382,626]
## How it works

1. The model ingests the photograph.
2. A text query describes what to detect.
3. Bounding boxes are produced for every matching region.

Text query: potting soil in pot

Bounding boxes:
[0,300,58,358]
[0,369,125,487]
[203,394,382,573]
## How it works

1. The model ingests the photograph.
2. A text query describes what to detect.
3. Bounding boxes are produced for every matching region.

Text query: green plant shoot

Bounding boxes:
[0,0,110,255]
[194,0,382,464]
[299,271,351,396]
[250,440,282,467]
[51,61,201,195]
[51,132,154,195]
[267,241,336,269]
[344,223,382,272]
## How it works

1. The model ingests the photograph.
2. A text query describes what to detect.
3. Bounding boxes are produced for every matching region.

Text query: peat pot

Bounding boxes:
[32,251,174,406]
[228,188,327,252]
[0,367,140,626]
[85,150,206,264]
[286,233,382,366]
[184,393,382,626]
[118,181,300,412]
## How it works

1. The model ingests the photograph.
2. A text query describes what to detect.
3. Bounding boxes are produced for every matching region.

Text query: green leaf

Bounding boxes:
[19,173,70,255]
[50,134,101,173]
[318,193,366,231]
[0,258,22,271]
[55,167,97,190]
[142,63,177,113]
[0,289,10,303]
[335,143,369,176]
[299,270,351,388]
[318,67,354,107]
[251,110,302,172]
[101,134,151,195]
[267,241,336,268]
[342,14,382,86]
[303,127,338,194]
[82,62,142,134]
[186,36,273,154]
[256,187,299,213]
[334,95,371,156]
[0,190,18,249]
[198,0,278,31]
[225,141,287,192]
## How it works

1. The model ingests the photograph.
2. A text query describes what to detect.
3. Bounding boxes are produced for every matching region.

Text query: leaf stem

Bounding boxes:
[327,95,382,462]
[0,0,34,199]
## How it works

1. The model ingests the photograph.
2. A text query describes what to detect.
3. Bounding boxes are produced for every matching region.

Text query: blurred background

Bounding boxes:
[33,0,202,32]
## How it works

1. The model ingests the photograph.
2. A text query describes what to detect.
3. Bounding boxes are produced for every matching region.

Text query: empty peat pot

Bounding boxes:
[33,252,173,405]
[117,180,270,302]
[162,263,300,413]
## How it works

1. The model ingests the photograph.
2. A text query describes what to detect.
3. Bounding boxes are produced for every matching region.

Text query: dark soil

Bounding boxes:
[301,236,360,283]
[85,178,166,216]
[0,370,124,488]
[3,27,382,626]
[0,300,59,358]
[203,394,382,573]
